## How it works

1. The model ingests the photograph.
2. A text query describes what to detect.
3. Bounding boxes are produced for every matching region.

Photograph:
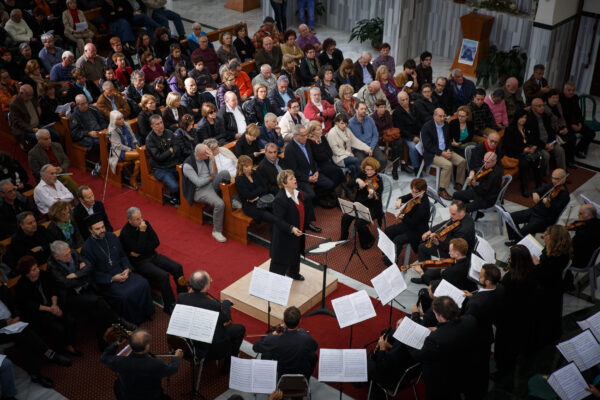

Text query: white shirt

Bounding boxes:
[214,152,237,177]
[34,179,74,214]
[170,107,179,121]
[284,188,300,205]
[83,203,95,216]
[227,104,247,134]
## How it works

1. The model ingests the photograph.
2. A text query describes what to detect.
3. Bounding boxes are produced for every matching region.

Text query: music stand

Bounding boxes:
[305,239,347,318]
[339,199,371,273]
[427,185,446,207]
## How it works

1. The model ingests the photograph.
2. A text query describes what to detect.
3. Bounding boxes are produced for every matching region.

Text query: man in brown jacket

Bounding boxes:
[9,85,60,145]
[96,81,131,121]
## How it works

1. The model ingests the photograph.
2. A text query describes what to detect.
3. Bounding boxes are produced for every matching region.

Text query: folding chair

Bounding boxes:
[415,140,453,190]
[277,374,311,399]
[562,247,600,300]
[367,362,422,400]
[461,144,476,189]
[473,174,512,234]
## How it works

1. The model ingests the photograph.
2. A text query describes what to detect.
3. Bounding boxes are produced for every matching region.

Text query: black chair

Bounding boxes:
[367,362,422,400]
[277,374,311,399]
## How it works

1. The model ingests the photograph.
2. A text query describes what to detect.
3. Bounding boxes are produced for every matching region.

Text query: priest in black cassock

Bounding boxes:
[81,214,155,325]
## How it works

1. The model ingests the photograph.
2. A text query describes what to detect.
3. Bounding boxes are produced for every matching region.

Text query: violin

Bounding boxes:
[565,221,585,231]
[364,175,380,200]
[103,323,131,344]
[397,191,425,218]
[425,220,461,248]
[539,174,569,202]
[247,324,287,338]
[400,258,456,271]
[468,168,493,187]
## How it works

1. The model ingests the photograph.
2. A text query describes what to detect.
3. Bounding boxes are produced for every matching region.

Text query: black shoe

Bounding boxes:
[49,353,71,367]
[64,348,83,357]
[576,151,586,159]
[504,240,517,247]
[521,189,529,198]
[31,374,54,388]
[168,197,179,207]
[288,273,305,281]
[307,223,321,233]
[567,162,578,169]
[392,168,398,180]
[474,211,484,221]
[362,238,375,250]
[118,318,137,332]
[401,163,413,173]
[411,277,425,284]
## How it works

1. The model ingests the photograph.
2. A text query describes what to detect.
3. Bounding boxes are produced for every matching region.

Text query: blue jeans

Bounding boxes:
[403,138,420,169]
[109,18,135,43]
[343,156,361,181]
[270,0,287,32]
[152,8,185,36]
[153,167,179,194]
[297,0,315,28]
[0,358,16,398]
[132,13,161,40]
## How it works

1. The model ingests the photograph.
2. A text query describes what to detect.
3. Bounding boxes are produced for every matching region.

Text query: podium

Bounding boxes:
[225,0,260,12]
[450,12,495,78]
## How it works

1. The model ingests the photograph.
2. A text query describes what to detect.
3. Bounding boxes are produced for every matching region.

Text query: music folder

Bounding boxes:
[371,264,407,305]
[556,329,600,371]
[331,290,377,329]
[318,348,368,382]
[547,362,589,400]
[166,304,219,343]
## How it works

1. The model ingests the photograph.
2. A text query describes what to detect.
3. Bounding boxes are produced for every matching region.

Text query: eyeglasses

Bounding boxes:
[209,110,217,114]
[291,105,300,109]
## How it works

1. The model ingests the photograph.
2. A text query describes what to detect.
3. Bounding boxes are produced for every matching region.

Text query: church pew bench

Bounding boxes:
[55,117,88,173]
[98,131,129,188]
[220,182,252,245]
[176,164,204,224]
[137,145,165,205]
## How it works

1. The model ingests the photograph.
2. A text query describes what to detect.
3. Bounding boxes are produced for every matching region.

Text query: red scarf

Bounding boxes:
[484,140,494,153]
[69,8,80,24]
[294,192,305,231]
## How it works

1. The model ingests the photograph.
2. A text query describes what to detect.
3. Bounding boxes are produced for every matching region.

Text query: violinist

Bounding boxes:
[417,200,475,262]
[252,306,318,381]
[505,168,569,246]
[101,329,183,400]
[177,270,246,374]
[412,238,476,291]
[383,178,430,265]
[571,204,600,269]
[453,151,504,217]
[339,157,383,250]
[409,279,441,328]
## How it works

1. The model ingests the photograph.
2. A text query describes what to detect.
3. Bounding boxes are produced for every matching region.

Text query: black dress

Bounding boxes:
[234,137,263,164]
[307,137,345,187]
[235,172,277,224]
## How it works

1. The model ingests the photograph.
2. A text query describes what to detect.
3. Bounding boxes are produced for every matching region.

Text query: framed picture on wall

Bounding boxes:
[458,39,478,66]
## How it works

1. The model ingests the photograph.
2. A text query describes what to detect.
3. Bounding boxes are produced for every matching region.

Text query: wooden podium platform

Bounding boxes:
[220,260,338,326]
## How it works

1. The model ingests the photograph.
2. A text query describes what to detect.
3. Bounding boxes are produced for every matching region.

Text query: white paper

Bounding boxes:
[229,357,277,394]
[331,290,376,329]
[577,310,600,342]
[338,198,372,223]
[377,228,396,265]
[518,234,544,259]
[547,363,589,400]
[307,240,347,254]
[475,235,495,263]
[318,349,368,382]
[0,321,29,334]
[392,316,431,350]
[495,205,522,238]
[556,330,600,371]
[75,21,88,32]
[167,304,219,343]
[426,185,446,205]
[433,279,466,307]
[248,267,293,306]
[370,264,407,305]
[580,194,600,217]
[54,103,72,116]
[469,253,485,282]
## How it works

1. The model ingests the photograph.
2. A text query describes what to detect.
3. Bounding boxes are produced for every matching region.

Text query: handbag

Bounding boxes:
[256,193,275,209]
[382,127,400,143]
[501,155,519,169]
[524,149,543,170]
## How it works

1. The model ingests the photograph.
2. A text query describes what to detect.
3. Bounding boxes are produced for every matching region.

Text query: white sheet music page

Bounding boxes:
[377,228,396,265]
[331,290,376,328]
[393,316,432,350]
[517,234,544,259]
[577,310,600,342]
[495,205,521,236]
[229,357,253,393]
[547,363,589,400]
[342,349,368,382]
[371,264,407,305]
[188,307,219,343]
[556,330,600,371]
[250,359,277,394]
[167,304,194,338]
[434,279,466,307]
[318,349,367,382]
[249,267,293,306]
[475,235,495,263]
[469,254,485,282]
[0,321,28,334]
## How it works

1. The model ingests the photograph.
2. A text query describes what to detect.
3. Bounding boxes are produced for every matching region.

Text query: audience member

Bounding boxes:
[49,51,75,83]
[164,44,191,77]
[244,83,278,126]
[372,98,403,178]
[252,17,282,49]
[334,84,356,118]
[303,86,335,133]
[197,102,227,144]
[522,64,550,105]
[256,37,283,75]
[113,52,133,88]
[234,124,264,164]
[252,64,277,93]
[186,22,212,53]
[526,97,566,172]
[167,62,188,95]
[230,60,252,100]
[22,60,47,98]
[278,98,309,141]
[306,120,345,196]
[469,88,500,140]
[377,65,400,109]
[5,9,34,44]
[560,81,596,158]
[188,55,216,92]
[146,115,180,205]
[9,85,47,145]
[62,0,94,56]
[416,51,433,88]
[357,80,389,114]
[190,36,219,80]
[217,71,242,108]
[296,23,321,53]
[432,76,454,115]
[448,69,476,108]
[413,83,435,128]
[137,94,161,144]
[484,88,508,129]
[258,113,284,151]
[333,58,359,91]
[218,91,247,143]
[279,55,301,91]
[38,84,62,127]
[348,101,388,169]
[393,91,420,172]
[298,44,320,86]
[268,75,295,116]
[257,142,286,195]
[318,38,344,72]
[0,70,19,113]
[108,110,139,187]
[73,186,113,240]
[75,43,105,82]
[281,29,304,65]
[46,201,83,249]
[98,66,124,93]
[314,65,338,104]
[326,112,369,183]
[0,179,38,240]
[7,211,52,266]
[233,23,255,62]
[33,164,75,215]
[96,81,131,121]
[448,105,477,156]
[394,59,418,94]
[65,68,101,104]
[372,43,395,76]
[172,114,197,162]
[546,89,577,167]
[503,76,525,120]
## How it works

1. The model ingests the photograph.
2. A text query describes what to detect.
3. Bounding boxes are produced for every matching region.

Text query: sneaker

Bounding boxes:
[232,198,242,210]
[212,231,227,242]
[91,162,101,176]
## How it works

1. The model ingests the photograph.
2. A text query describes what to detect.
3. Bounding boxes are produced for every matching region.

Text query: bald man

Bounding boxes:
[526,97,566,173]
[505,168,570,245]
[502,77,525,121]
[571,204,600,268]
[453,151,503,215]
[255,37,283,74]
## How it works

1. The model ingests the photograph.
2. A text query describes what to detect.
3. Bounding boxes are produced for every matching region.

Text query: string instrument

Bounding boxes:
[364,175,380,200]
[425,220,461,248]
[539,174,569,202]
[104,323,130,344]
[565,221,585,231]
[400,258,456,271]
[177,277,233,326]
[468,167,493,187]
[247,324,287,338]
[397,191,425,218]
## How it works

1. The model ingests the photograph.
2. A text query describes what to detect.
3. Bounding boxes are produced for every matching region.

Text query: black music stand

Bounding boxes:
[339,199,371,273]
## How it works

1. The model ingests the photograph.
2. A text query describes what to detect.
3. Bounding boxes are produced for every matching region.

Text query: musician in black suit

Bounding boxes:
[384,178,430,265]
[505,168,569,245]
[253,306,318,380]
[462,264,503,400]
[453,151,504,214]
[73,186,113,240]
[467,132,503,172]
[257,143,287,195]
[177,270,245,369]
[572,204,600,268]
[269,170,310,281]
[417,200,475,263]
[407,296,478,400]
[101,329,183,400]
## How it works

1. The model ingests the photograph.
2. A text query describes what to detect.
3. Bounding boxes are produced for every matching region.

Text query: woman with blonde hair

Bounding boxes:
[243,83,278,126]
[23,59,48,97]
[377,65,400,108]
[62,0,94,56]
[234,123,264,164]
[162,92,185,131]
[137,94,161,144]
[108,110,139,188]
[46,200,83,249]
[235,154,278,224]
[334,84,356,118]
[280,54,301,90]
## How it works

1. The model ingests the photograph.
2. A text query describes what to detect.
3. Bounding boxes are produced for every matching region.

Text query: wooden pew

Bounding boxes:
[241,59,256,74]
[98,131,129,188]
[176,164,204,224]
[137,145,165,205]
[83,8,111,45]
[55,117,88,173]
[206,23,246,44]
[220,182,252,245]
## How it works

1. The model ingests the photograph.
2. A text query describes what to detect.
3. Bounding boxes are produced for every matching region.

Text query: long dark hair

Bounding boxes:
[508,244,535,280]
[509,108,527,128]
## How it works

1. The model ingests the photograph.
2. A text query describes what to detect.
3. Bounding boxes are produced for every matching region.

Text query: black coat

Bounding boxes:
[413,98,435,129]
[369,340,416,390]
[525,111,557,148]
[181,92,212,123]
[431,215,476,256]
[64,81,102,104]
[503,124,537,158]
[0,285,21,327]
[432,88,454,115]
[421,119,451,166]
[317,48,344,72]
[235,172,270,222]
[73,201,113,240]
[448,119,476,145]
[257,157,285,195]
[269,189,309,266]
[470,162,504,205]
[7,225,52,268]
[572,218,600,267]
[47,250,96,298]
[333,69,360,92]
[216,106,244,143]
[353,60,375,86]
[0,195,38,240]
[125,84,155,118]
[463,286,504,346]
[243,97,277,126]
[162,106,186,132]
[298,57,319,86]
[15,270,58,322]
[267,87,296,116]
[136,109,162,145]
[530,183,570,222]
[233,37,255,61]
[397,192,430,235]
[196,117,227,143]
[172,128,198,163]
[234,136,263,164]
[145,130,179,170]
[46,220,84,250]
[469,142,503,171]
[392,105,419,141]
[119,220,160,263]
[283,140,318,185]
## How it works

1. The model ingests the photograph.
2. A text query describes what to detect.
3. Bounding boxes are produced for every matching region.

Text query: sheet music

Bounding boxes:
[229,357,277,394]
[338,198,372,223]
[166,304,219,343]
[433,279,466,307]
[580,194,600,217]
[371,264,407,305]
[54,103,72,116]
[0,321,28,334]
[75,21,88,32]
[318,349,367,382]
[377,228,396,265]
[495,205,521,237]
[392,316,431,350]
[475,235,495,263]
[469,254,485,282]
[577,310,600,342]
[427,186,445,205]
[248,267,293,306]
[331,290,376,329]
[556,330,600,371]
[518,234,544,259]
[547,363,589,400]
[307,240,347,254]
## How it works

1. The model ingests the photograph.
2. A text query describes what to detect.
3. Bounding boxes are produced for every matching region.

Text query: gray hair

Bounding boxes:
[451,69,462,77]
[41,33,54,43]
[292,125,303,136]
[189,270,209,292]
[149,114,162,125]
[260,64,271,73]
[310,86,320,95]
[126,206,140,220]
[229,60,241,70]
[277,75,289,84]
[192,22,202,29]
[102,80,114,91]
[16,211,34,225]
[202,138,218,148]
[194,143,208,154]
[0,179,13,192]
[131,70,144,81]
[264,112,277,123]
[35,129,51,140]
[62,50,74,59]
[108,110,124,133]
[75,94,87,104]
[10,9,21,18]
[224,91,237,102]
[361,51,372,59]
[184,77,195,86]
[265,142,278,152]
[40,164,53,176]
[564,81,576,88]
[50,240,70,255]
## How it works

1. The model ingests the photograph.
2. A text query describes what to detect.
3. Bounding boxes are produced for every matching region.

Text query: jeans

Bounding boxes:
[343,156,361,181]
[109,19,135,43]
[153,167,179,194]
[270,0,288,32]
[403,138,420,169]
[132,13,161,40]
[0,358,16,398]
[152,8,185,36]
[297,0,315,28]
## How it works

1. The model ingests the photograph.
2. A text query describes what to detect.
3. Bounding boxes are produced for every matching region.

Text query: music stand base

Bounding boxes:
[305,306,336,318]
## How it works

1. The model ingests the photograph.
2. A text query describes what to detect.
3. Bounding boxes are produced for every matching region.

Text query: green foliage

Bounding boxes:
[468,0,530,15]
[349,17,384,48]
[475,45,527,88]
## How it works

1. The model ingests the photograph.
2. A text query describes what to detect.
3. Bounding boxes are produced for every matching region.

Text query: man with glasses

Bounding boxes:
[432,77,453,115]
[125,70,155,117]
[468,131,502,173]
[0,179,38,240]
[453,152,503,216]
[217,91,247,144]
[186,22,213,53]
[278,99,309,141]
[504,168,569,246]
[69,94,106,152]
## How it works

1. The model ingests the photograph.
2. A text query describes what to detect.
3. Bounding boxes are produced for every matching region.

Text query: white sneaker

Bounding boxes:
[212,231,227,242]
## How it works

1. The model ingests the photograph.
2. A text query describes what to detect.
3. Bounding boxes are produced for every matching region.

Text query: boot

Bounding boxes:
[129,160,140,189]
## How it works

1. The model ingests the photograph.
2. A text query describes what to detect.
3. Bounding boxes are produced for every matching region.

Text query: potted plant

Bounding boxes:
[349,17,384,50]
[475,45,527,88]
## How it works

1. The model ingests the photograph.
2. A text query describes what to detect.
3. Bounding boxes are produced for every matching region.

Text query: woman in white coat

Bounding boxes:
[62,0,94,57]
[326,112,372,182]
[108,110,140,188]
